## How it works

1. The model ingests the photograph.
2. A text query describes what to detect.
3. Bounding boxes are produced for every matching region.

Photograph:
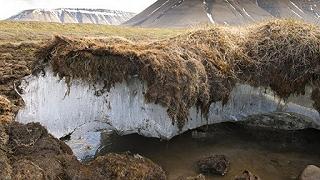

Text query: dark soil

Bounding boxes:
[0,122,166,180]
[0,42,40,113]
[0,95,15,123]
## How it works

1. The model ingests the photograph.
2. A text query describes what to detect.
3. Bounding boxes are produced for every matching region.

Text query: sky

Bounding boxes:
[0,0,157,20]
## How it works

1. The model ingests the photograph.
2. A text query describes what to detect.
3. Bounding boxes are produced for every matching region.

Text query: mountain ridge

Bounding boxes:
[8,8,136,25]
[124,0,320,27]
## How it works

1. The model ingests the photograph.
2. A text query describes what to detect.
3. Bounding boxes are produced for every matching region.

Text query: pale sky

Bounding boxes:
[0,0,157,20]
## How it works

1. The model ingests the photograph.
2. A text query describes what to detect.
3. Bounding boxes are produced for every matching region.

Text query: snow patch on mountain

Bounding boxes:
[125,0,320,28]
[8,8,136,25]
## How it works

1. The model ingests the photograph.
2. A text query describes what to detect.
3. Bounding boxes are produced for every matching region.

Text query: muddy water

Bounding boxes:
[96,123,320,180]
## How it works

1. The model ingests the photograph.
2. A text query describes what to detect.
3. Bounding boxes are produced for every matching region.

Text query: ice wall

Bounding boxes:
[16,69,320,140]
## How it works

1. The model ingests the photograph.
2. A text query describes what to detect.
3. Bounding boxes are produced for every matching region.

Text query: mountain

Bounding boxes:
[8,8,136,25]
[124,0,320,27]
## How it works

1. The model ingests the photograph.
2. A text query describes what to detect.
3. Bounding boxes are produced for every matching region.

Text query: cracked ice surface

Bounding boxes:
[16,69,320,140]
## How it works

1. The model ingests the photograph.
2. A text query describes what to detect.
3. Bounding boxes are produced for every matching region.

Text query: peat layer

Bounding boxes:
[0,42,39,113]
[34,19,320,128]
[0,96,14,123]
[0,122,166,179]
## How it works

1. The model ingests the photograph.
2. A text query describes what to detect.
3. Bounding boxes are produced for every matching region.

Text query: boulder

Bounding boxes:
[88,153,166,180]
[197,155,230,176]
[234,170,260,180]
[241,112,319,130]
[300,165,320,180]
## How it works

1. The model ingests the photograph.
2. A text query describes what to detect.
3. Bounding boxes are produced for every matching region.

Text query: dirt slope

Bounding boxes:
[124,0,320,27]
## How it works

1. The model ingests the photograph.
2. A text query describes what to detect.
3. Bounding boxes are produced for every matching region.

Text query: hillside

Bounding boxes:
[0,21,183,44]
[8,8,136,25]
[125,0,320,27]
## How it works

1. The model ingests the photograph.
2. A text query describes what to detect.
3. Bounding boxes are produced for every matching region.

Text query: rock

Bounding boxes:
[177,174,206,180]
[197,155,230,176]
[241,112,319,130]
[234,170,260,180]
[299,165,320,180]
[88,152,167,180]
[9,8,136,25]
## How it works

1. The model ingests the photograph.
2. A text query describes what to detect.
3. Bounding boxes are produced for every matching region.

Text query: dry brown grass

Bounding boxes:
[35,19,320,128]
[0,95,15,123]
[0,21,183,44]
[0,43,40,110]
[240,20,320,98]
[0,21,182,114]
[36,26,240,128]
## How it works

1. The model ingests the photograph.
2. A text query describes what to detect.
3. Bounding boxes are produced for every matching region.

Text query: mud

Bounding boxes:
[0,122,166,180]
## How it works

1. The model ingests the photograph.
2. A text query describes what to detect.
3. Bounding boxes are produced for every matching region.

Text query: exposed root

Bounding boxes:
[34,19,320,128]
[240,20,320,98]
[35,27,239,129]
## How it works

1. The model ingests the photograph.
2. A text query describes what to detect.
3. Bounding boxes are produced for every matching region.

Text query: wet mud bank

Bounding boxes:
[0,122,166,180]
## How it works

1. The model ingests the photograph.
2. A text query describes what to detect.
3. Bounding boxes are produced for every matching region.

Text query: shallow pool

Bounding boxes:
[95,122,320,180]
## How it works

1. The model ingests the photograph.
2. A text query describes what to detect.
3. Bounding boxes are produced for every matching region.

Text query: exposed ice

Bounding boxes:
[15,69,320,159]
[16,69,320,140]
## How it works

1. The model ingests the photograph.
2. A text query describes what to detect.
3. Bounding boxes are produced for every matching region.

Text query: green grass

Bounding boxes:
[0,21,185,44]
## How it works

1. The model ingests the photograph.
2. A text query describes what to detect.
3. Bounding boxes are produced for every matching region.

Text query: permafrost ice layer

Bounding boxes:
[16,69,320,141]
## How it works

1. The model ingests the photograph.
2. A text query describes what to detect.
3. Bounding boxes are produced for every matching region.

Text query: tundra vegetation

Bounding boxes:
[1,19,320,179]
